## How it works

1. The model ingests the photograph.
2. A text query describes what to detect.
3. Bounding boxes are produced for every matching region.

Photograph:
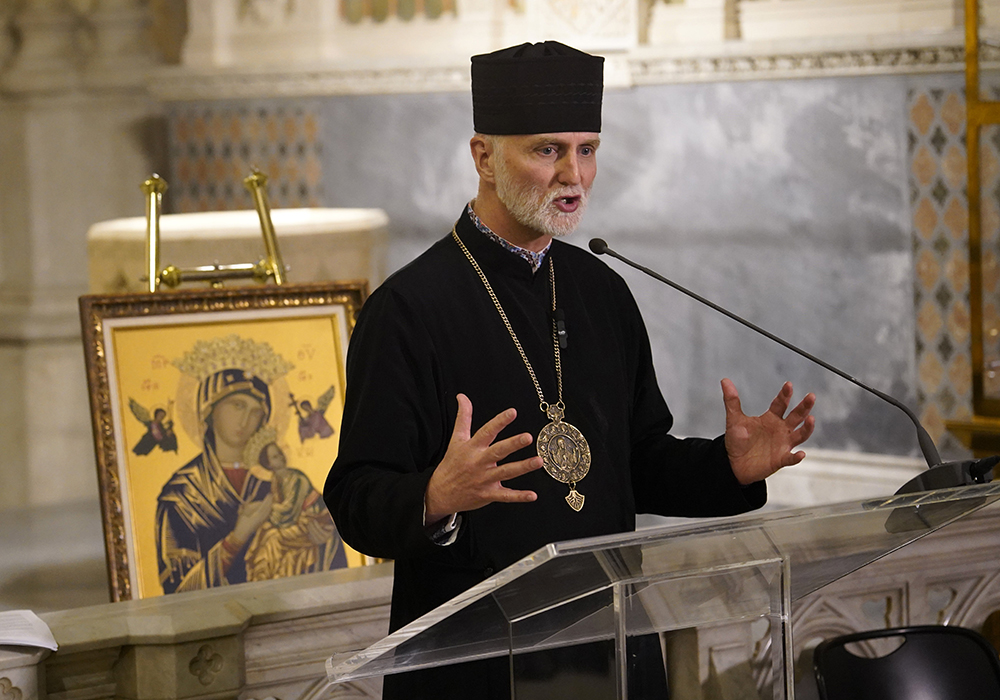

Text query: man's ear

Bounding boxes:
[470,135,495,184]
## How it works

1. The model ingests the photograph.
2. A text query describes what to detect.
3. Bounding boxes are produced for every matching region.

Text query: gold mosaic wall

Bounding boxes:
[167,104,323,213]
[908,86,999,455]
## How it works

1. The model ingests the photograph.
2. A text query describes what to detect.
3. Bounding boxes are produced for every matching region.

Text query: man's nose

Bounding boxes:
[556,153,581,186]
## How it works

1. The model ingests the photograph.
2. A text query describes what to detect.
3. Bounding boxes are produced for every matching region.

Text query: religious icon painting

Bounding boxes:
[80,282,368,601]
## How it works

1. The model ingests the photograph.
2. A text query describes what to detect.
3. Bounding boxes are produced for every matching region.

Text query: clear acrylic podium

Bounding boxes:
[327,483,1000,699]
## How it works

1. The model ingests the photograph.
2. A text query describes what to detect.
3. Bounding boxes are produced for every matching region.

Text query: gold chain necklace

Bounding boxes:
[452,227,591,511]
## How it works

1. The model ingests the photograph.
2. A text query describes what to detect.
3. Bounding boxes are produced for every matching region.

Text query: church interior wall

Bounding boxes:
[0,72,976,509]
[160,72,950,461]
[0,0,992,620]
[2,5,998,698]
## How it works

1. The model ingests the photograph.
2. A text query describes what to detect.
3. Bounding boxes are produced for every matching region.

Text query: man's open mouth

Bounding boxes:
[554,195,582,213]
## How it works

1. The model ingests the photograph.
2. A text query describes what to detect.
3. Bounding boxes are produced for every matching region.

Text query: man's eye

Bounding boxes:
[539,147,555,156]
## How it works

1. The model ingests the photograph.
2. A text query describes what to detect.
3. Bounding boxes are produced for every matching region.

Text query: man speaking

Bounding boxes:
[325,40,815,699]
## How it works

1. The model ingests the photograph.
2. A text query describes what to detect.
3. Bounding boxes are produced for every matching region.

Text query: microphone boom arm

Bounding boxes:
[589,238,943,468]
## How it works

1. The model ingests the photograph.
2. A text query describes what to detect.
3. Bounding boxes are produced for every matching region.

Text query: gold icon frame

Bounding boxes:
[80,282,368,601]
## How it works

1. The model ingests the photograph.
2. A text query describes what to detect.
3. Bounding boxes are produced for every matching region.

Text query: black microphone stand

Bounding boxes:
[589,238,997,495]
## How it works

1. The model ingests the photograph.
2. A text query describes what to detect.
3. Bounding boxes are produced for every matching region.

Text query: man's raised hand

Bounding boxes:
[722,378,816,486]
[424,393,542,523]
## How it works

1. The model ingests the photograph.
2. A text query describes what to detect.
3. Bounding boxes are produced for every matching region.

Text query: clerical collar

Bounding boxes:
[466,203,551,273]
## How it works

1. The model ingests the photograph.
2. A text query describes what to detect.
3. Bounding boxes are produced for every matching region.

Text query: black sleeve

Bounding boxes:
[323,288,452,560]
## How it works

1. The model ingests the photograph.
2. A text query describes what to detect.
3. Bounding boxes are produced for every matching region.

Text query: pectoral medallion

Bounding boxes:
[452,226,592,513]
[537,404,591,511]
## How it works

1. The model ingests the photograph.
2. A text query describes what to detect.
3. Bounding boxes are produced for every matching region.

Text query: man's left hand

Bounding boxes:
[722,378,816,485]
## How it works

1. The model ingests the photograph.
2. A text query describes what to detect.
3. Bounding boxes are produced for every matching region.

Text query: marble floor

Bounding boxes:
[0,499,110,613]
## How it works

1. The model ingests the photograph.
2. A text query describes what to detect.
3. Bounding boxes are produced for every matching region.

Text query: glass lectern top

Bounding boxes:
[328,483,1000,685]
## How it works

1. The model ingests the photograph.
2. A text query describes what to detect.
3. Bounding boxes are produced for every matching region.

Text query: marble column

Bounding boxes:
[0,0,164,509]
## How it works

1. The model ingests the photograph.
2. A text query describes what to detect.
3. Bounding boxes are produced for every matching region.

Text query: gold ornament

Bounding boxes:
[452,228,591,510]
[172,334,295,383]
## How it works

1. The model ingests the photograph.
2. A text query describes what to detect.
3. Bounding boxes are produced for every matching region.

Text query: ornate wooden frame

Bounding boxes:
[79,282,367,601]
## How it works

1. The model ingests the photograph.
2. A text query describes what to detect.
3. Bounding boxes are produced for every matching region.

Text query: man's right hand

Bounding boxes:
[424,393,542,522]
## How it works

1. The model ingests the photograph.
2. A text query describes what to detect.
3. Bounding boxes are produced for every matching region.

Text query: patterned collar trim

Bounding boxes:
[466,203,550,273]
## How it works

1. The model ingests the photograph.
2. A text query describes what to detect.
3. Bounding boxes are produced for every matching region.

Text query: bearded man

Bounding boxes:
[325,41,815,699]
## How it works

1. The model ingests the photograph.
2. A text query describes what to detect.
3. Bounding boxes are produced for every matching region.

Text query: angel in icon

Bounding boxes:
[289,386,335,442]
[129,398,179,455]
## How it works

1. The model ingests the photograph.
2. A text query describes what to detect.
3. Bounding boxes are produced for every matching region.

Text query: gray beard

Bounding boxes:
[493,157,589,239]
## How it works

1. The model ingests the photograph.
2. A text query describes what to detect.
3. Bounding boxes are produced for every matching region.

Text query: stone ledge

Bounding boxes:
[40,563,393,654]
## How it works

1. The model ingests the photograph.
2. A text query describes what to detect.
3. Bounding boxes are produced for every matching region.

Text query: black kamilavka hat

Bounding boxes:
[471,41,604,135]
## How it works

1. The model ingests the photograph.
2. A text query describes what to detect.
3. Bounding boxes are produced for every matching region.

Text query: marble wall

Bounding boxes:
[165,72,972,460]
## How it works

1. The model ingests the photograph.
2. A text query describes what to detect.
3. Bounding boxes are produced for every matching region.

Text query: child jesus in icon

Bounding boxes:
[243,428,347,581]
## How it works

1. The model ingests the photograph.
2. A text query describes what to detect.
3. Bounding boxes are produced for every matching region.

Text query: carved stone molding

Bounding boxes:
[0,678,22,700]
[2,0,81,93]
[0,0,160,94]
[189,644,225,686]
[630,39,1000,85]
[150,62,470,101]
[150,32,998,102]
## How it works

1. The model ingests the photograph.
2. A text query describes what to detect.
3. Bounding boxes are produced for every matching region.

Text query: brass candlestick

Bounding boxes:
[245,169,287,286]
[141,175,168,293]
[139,171,289,290]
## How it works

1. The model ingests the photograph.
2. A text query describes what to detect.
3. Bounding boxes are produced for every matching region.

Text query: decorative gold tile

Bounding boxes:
[911,93,936,136]
[983,248,999,294]
[247,114,262,142]
[944,248,969,294]
[950,403,973,421]
[193,114,207,141]
[267,155,281,180]
[943,197,968,241]
[941,91,965,135]
[983,302,999,338]
[942,144,967,190]
[306,153,322,186]
[915,248,941,291]
[210,112,225,142]
[229,114,242,144]
[212,156,226,182]
[168,104,324,213]
[947,302,971,346]
[984,200,999,236]
[913,197,938,240]
[920,402,946,440]
[304,113,318,143]
[174,116,188,145]
[981,140,999,183]
[917,298,944,341]
[949,352,972,397]
[912,145,937,186]
[283,115,298,142]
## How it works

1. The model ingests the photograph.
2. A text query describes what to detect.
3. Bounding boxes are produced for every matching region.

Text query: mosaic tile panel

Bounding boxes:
[167,103,323,213]
[908,87,972,455]
[981,105,1000,399]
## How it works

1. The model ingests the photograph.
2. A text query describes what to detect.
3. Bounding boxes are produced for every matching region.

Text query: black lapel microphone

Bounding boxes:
[589,237,997,495]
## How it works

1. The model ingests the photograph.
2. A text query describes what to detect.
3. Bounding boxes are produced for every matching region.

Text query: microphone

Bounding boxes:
[589,237,997,493]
